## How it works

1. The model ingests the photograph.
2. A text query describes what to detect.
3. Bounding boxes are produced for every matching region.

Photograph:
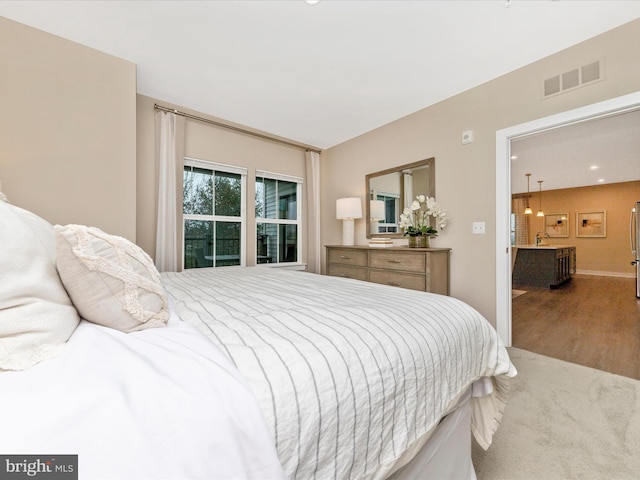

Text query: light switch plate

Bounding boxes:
[472,222,485,234]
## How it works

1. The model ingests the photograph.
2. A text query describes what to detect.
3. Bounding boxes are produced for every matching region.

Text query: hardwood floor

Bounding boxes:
[512,274,640,380]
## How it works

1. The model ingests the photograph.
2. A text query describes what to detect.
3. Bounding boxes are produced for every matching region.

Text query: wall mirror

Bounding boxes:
[365,158,435,239]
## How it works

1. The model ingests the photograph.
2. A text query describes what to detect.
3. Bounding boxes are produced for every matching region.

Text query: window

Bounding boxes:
[183,158,247,269]
[255,171,302,265]
[374,193,399,234]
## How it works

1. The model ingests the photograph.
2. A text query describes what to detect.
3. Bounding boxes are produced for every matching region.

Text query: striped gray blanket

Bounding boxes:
[161,267,515,479]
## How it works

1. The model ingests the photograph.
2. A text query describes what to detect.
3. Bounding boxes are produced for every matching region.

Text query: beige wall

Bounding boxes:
[136,94,307,263]
[521,181,640,275]
[0,17,137,240]
[322,19,640,325]
[3,14,638,319]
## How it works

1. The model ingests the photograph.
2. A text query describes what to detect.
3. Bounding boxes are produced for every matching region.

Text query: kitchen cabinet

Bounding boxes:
[512,246,576,288]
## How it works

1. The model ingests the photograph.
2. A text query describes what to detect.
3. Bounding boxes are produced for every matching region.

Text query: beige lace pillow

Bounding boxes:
[54,225,169,332]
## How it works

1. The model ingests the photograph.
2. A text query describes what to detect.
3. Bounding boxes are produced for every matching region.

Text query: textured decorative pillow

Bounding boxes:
[54,224,169,332]
[0,202,80,371]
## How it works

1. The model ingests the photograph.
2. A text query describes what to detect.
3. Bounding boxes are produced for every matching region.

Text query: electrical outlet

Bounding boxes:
[472,222,486,234]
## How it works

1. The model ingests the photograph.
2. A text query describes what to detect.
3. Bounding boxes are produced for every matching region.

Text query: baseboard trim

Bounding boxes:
[575,270,636,279]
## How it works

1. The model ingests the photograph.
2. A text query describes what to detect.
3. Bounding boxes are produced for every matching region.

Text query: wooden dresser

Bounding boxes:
[325,245,450,295]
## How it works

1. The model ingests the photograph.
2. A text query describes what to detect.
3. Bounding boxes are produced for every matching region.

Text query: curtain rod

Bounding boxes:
[154,104,321,154]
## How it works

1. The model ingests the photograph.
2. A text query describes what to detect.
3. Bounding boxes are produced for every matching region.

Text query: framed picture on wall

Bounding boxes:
[544,213,569,238]
[576,210,606,237]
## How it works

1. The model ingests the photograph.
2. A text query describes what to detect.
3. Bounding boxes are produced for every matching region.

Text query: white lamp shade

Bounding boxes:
[336,197,363,219]
[370,200,385,220]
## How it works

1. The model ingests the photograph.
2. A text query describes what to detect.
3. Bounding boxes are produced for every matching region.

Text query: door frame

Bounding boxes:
[495,91,640,346]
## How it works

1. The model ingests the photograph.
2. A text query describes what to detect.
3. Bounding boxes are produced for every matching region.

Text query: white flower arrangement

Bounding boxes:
[399,195,448,237]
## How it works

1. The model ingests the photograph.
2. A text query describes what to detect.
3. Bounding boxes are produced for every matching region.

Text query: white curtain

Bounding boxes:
[155,111,185,272]
[305,150,321,274]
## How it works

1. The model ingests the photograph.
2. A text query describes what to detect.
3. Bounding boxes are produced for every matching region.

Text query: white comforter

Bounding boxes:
[0,312,284,479]
[162,267,516,480]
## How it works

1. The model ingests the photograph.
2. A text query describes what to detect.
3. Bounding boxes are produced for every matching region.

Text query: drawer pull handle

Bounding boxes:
[387,260,402,264]
[387,282,401,286]
[340,255,351,259]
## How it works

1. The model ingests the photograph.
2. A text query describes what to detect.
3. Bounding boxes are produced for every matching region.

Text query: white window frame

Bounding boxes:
[255,170,303,266]
[183,157,247,269]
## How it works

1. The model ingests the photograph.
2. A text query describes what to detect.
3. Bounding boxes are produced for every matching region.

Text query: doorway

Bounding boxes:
[495,91,640,346]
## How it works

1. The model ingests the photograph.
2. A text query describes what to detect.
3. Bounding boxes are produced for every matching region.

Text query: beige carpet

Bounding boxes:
[472,347,640,480]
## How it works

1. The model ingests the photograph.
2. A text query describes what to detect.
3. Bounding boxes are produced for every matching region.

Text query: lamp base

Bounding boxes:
[342,219,355,246]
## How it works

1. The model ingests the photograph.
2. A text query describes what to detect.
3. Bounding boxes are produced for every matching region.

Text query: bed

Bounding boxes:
[0,198,516,479]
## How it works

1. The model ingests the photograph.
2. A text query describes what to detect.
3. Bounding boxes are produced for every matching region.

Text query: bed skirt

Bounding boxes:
[389,386,476,480]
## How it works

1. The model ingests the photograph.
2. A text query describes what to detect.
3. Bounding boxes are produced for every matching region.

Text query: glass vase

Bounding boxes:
[408,235,429,248]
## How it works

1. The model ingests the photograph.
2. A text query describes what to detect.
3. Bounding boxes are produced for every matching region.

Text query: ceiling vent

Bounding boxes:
[544,75,561,97]
[542,59,604,99]
[581,60,601,84]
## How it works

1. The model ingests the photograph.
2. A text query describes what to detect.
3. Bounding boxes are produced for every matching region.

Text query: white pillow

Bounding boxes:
[54,224,169,332]
[0,202,80,371]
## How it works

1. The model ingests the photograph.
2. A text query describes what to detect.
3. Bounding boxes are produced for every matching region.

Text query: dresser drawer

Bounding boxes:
[369,250,425,273]
[327,248,368,266]
[369,269,426,291]
[328,264,368,281]
[325,245,450,295]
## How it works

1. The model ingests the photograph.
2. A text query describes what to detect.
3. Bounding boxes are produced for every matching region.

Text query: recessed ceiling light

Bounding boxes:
[590,165,598,170]
[598,178,605,183]
[510,155,518,160]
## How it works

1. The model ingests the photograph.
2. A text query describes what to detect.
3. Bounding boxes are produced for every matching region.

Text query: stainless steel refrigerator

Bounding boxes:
[632,201,640,298]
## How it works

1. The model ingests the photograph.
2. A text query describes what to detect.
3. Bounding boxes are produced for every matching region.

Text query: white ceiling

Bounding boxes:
[2,0,640,151]
[511,108,640,194]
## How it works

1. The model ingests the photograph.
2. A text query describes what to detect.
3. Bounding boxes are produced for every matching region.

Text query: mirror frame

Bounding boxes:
[365,158,435,239]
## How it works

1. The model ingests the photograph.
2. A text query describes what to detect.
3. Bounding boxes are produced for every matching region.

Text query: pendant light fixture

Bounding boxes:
[536,180,544,217]
[524,173,533,215]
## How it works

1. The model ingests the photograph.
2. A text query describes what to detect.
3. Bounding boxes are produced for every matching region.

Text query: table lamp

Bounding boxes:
[369,200,385,234]
[336,197,362,246]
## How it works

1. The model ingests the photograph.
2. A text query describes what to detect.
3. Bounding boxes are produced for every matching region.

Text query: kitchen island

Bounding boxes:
[512,245,576,288]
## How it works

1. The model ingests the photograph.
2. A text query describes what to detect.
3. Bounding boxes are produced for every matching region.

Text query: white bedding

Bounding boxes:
[0,311,284,479]
[161,266,516,480]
